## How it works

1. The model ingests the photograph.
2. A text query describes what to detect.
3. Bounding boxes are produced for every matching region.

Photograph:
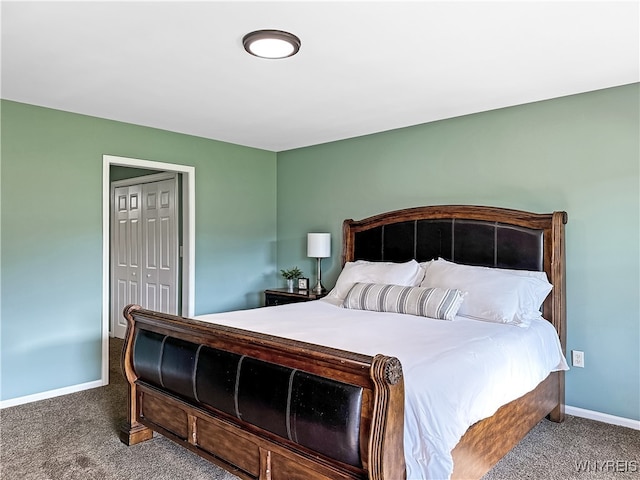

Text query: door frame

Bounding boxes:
[102,154,195,385]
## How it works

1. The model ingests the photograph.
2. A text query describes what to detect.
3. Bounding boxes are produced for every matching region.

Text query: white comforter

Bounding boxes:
[196,298,568,480]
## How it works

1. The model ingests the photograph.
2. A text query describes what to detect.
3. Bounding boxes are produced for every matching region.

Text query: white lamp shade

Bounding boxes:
[307,233,331,258]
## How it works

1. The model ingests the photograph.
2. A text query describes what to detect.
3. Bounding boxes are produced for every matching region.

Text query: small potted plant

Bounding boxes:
[280,266,303,291]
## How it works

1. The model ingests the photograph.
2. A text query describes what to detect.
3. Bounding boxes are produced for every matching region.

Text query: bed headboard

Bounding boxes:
[342,205,567,349]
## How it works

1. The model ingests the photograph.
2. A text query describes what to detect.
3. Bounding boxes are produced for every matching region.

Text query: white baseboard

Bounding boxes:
[566,405,640,430]
[0,379,105,409]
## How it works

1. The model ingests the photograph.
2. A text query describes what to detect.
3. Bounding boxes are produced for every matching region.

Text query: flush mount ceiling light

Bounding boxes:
[243,29,301,59]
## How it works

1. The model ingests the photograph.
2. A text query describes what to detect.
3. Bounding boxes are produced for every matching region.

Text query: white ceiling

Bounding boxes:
[2,1,638,152]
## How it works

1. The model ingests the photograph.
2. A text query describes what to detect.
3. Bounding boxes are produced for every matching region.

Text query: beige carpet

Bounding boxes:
[483,414,639,480]
[1,337,238,480]
[1,337,637,480]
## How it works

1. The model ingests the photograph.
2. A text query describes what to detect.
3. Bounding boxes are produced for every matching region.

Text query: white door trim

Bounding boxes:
[102,154,195,385]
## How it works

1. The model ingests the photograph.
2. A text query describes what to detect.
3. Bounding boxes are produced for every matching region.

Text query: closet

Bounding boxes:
[111,173,178,338]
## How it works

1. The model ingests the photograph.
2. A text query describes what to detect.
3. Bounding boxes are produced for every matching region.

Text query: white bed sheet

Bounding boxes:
[196,298,568,480]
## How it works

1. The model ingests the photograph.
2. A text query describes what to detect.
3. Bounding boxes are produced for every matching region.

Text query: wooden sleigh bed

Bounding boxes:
[120,205,567,480]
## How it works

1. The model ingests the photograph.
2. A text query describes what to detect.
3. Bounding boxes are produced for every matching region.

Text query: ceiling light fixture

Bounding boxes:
[242,29,301,59]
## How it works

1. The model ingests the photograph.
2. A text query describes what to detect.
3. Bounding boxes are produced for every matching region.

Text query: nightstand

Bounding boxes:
[264,288,327,307]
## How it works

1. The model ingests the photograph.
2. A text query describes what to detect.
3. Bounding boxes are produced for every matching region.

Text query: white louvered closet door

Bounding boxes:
[111,177,178,338]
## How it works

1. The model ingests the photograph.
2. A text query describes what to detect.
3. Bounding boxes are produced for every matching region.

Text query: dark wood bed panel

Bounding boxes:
[120,204,567,480]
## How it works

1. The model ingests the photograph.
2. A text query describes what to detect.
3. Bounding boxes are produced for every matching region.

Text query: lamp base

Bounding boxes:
[312,282,326,295]
[313,257,327,295]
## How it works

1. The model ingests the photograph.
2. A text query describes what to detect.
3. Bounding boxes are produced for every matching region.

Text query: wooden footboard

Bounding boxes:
[119,304,406,480]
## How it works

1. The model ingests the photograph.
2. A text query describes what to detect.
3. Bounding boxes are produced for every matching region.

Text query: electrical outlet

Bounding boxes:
[572,350,585,368]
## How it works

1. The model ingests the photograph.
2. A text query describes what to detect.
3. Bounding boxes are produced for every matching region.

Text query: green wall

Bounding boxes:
[276,84,640,421]
[0,100,277,401]
[2,84,638,422]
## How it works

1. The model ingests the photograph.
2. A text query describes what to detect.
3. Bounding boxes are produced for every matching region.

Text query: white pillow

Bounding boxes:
[421,258,552,327]
[418,260,432,283]
[326,259,423,303]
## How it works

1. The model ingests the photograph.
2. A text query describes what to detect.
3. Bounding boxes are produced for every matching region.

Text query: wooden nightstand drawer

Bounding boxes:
[264,288,326,307]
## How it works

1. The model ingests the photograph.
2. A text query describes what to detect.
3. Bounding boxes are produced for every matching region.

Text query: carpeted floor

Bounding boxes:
[1,337,637,480]
[1,338,238,480]
[483,414,639,480]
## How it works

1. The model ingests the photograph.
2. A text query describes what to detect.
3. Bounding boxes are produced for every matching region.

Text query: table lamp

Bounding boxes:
[307,233,331,295]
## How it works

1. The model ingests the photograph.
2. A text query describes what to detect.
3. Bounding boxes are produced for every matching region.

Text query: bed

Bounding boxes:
[120,204,568,480]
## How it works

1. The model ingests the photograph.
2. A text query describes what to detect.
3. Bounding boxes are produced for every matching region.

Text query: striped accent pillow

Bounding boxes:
[342,283,466,321]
